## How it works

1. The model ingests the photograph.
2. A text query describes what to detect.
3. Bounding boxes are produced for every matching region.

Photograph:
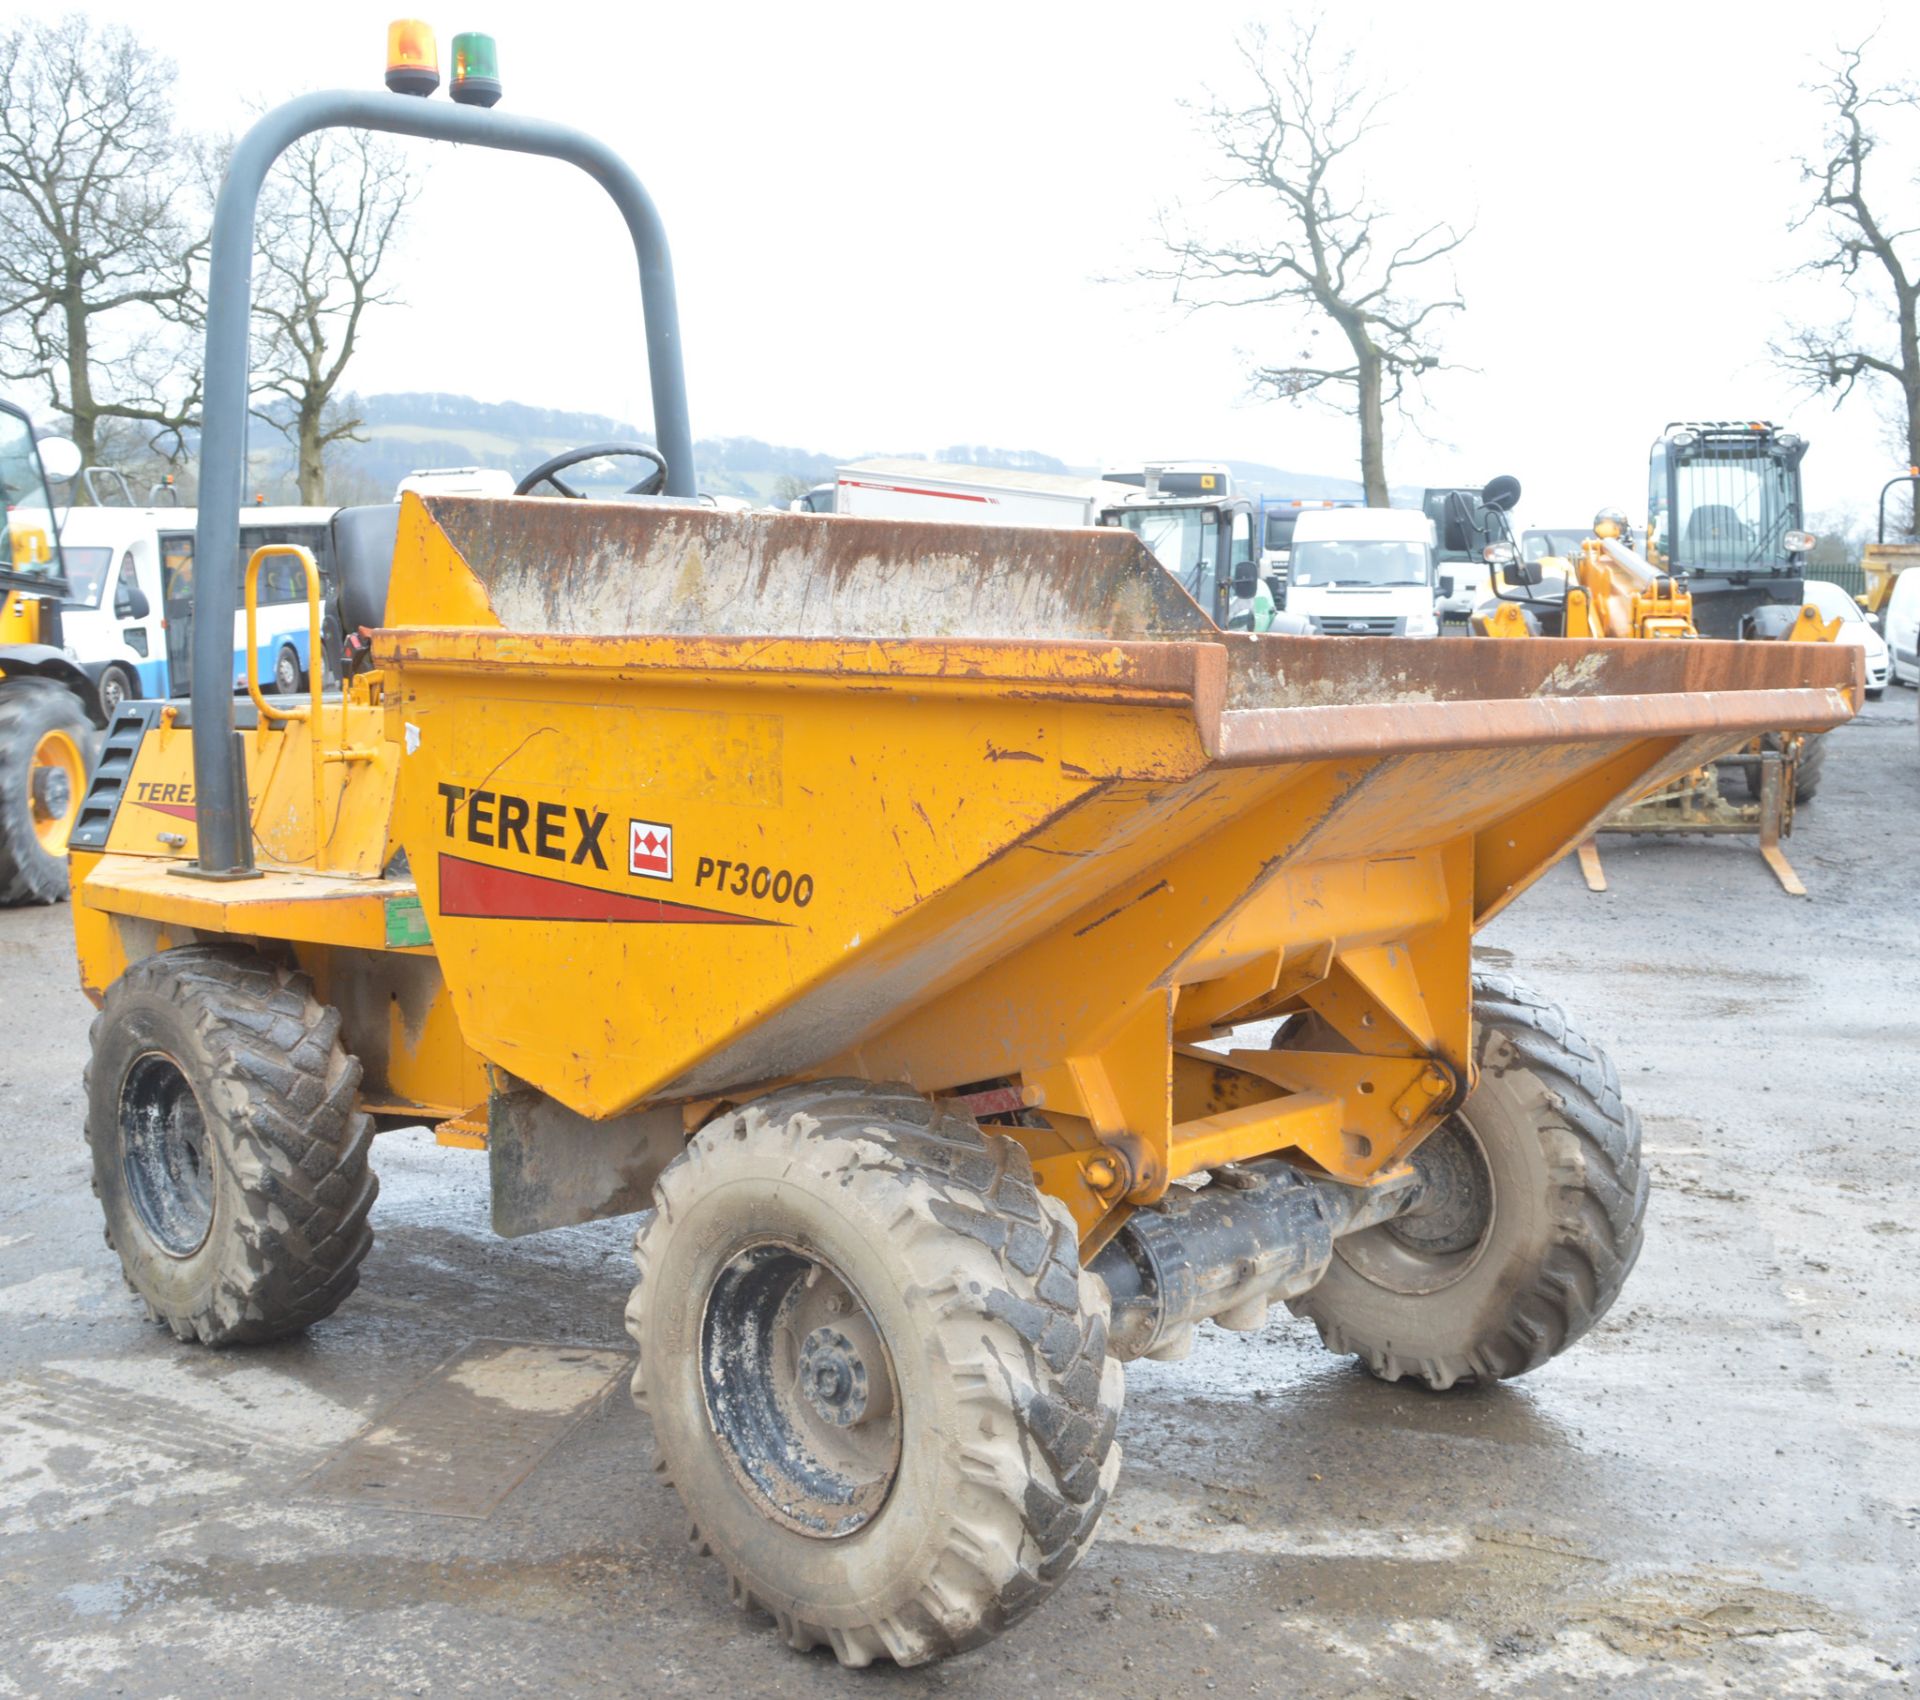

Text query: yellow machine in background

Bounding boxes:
[1861,468,1920,615]
[0,400,95,903]
[59,69,1862,1670]
[1478,423,1849,895]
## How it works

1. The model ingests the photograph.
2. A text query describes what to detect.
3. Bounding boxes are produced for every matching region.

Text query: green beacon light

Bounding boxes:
[450,33,502,107]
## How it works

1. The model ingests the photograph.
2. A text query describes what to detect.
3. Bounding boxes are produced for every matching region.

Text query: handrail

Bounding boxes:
[243,543,377,874]
[185,89,694,879]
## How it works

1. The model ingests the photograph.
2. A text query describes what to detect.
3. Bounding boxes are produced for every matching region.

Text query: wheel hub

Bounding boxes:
[32,762,72,821]
[1390,1122,1493,1256]
[700,1240,901,1539]
[119,1050,215,1257]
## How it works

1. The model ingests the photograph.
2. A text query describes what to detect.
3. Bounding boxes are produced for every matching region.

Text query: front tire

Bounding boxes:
[1289,974,1646,1390]
[0,677,92,904]
[85,946,377,1345]
[627,1081,1122,1667]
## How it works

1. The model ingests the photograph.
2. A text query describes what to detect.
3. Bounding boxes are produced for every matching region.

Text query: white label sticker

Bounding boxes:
[628,819,673,881]
[404,722,421,755]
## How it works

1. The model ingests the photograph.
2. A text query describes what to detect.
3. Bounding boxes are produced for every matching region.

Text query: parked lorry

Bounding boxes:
[56,502,340,715]
[66,63,1860,1673]
[833,458,1133,526]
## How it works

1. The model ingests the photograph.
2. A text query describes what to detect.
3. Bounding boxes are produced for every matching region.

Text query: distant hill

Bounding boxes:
[237,390,1399,507]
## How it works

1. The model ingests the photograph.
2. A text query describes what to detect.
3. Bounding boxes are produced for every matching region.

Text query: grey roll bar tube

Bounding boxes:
[185,89,694,878]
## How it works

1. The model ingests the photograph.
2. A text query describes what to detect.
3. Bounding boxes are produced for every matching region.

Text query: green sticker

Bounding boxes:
[385,894,433,949]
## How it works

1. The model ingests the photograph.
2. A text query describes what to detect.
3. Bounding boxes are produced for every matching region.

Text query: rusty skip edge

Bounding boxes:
[372,627,1859,763]
[1211,685,1858,766]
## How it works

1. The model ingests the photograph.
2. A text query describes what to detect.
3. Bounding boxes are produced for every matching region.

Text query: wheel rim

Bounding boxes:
[1335,1118,1494,1296]
[29,727,84,855]
[100,672,126,716]
[119,1050,215,1257]
[700,1239,901,1539]
[275,650,299,694]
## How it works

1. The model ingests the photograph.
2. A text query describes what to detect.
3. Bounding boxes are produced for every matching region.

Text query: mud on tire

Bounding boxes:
[627,1080,1123,1668]
[1289,973,1647,1390]
[85,945,377,1345]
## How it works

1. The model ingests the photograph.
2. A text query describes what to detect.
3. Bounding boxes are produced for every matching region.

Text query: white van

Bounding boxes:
[1886,566,1920,689]
[57,505,338,716]
[1282,507,1441,637]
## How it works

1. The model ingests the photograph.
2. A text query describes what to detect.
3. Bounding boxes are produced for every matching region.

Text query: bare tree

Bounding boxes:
[249,129,417,504]
[0,15,204,476]
[1776,41,1920,532]
[1137,20,1467,505]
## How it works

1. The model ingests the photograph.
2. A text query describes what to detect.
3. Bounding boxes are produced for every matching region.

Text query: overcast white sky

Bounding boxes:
[59,0,1920,526]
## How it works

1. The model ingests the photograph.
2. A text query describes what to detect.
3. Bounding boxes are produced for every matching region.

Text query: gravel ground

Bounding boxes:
[1,691,1915,1699]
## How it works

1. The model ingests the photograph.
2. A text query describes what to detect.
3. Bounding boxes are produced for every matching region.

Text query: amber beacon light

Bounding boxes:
[385,20,441,96]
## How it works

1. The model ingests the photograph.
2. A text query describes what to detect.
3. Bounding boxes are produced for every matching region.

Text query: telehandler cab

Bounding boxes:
[68,55,1860,1667]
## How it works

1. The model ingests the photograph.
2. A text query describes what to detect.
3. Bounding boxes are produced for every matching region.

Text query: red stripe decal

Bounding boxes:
[437,853,781,925]
[837,479,994,503]
[137,801,198,821]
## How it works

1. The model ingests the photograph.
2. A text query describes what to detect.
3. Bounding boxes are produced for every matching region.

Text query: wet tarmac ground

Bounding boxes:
[2,695,1916,1698]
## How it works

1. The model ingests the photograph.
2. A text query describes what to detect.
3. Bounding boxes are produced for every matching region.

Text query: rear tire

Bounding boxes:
[97,664,139,720]
[85,945,377,1345]
[627,1080,1122,1667]
[272,644,306,696]
[1289,974,1646,1390]
[0,676,92,904]
[1738,731,1825,805]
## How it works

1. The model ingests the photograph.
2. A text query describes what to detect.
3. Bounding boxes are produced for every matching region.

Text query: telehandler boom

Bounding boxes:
[66,52,1860,1669]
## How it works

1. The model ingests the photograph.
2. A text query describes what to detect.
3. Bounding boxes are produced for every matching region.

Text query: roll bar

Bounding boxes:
[184,89,694,879]
[1876,470,1919,545]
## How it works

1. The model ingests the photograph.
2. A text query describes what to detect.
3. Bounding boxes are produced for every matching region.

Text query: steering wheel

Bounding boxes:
[513,442,668,499]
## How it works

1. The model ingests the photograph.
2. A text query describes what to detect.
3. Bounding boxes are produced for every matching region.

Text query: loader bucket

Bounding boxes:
[373,494,1858,1198]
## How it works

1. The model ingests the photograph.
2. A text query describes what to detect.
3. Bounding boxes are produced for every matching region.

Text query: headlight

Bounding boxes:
[1404,610,1440,637]
[1784,530,1817,552]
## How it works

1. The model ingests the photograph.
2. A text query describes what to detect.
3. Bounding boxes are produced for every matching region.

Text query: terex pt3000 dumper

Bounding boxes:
[67,79,1860,1668]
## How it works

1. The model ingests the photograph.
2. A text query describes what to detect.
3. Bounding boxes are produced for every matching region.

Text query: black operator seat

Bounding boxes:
[330,503,402,634]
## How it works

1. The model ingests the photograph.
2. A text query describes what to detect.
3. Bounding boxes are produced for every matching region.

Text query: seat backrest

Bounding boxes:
[331,504,401,632]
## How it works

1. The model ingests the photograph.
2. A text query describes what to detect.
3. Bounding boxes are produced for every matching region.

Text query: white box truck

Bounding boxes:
[833,459,1136,527]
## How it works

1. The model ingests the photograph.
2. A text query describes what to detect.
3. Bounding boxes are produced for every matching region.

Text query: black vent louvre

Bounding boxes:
[69,704,161,852]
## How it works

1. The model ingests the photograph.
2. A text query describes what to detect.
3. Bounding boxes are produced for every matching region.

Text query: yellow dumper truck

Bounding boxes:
[66,67,1861,1668]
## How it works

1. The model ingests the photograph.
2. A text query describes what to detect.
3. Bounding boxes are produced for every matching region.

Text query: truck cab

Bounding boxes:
[1098,487,1267,628]
[1282,506,1442,637]
[1645,421,1813,639]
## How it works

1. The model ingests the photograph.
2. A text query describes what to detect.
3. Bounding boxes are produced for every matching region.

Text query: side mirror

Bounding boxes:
[1438,575,1456,599]
[36,436,81,483]
[116,585,151,621]
[1231,559,1259,598]
[1502,558,1544,588]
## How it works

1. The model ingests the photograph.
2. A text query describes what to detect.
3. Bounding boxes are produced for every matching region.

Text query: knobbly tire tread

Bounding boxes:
[1290,973,1647,1390]
[85,945,377,1346]
[0,676,91,905]
[628,1079,1122,1668]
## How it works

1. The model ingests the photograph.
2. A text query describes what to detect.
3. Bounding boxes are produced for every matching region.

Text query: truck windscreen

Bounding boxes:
[1672,452,1797,569]
[1289,540,1431,588]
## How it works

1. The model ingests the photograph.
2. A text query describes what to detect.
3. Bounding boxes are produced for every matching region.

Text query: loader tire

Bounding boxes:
[85,945,377,1346]
[1288,974,1646,1390]
[627,1080,1123,1668]
[1738,731,1825,806]
[0,676,92,905]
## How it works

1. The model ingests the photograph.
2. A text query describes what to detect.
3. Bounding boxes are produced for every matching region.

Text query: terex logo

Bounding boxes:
[436,782,609,868]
